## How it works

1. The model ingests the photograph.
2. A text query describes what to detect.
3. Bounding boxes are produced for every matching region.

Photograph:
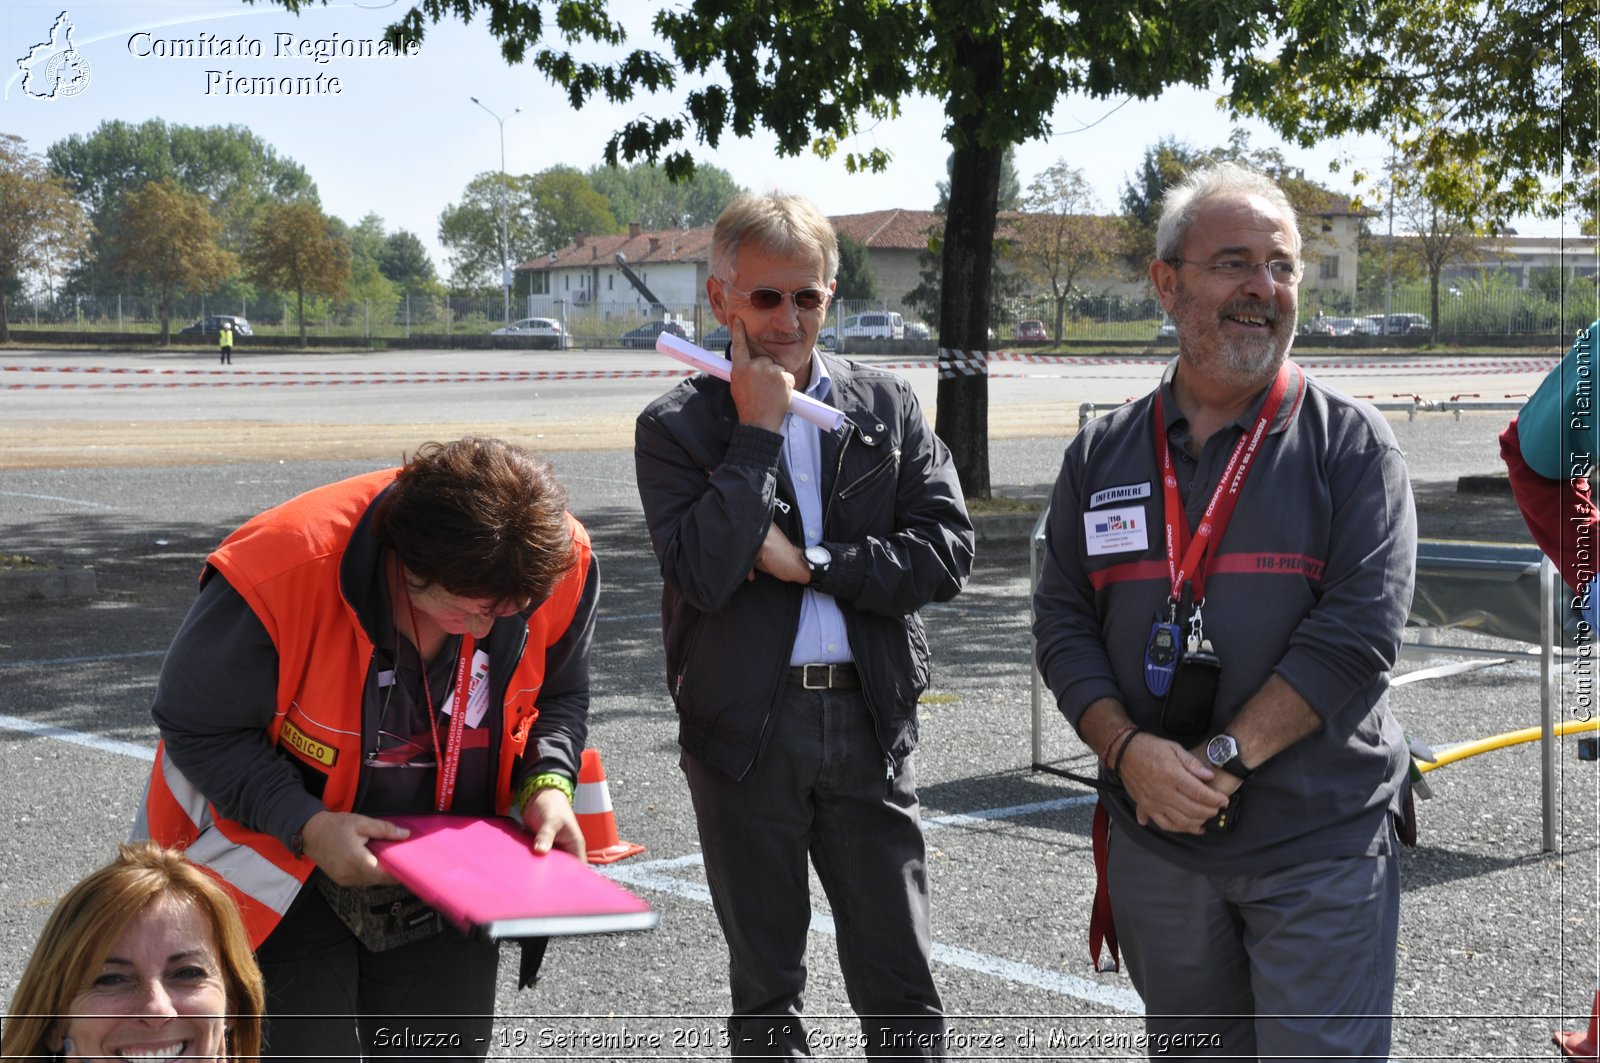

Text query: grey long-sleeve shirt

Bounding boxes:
[1032,361,1417,874]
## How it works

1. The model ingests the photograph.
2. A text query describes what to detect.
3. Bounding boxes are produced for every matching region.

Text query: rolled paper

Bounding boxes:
[656,331,847,431]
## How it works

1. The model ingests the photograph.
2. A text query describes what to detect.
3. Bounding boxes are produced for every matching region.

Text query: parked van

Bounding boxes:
[819,311,905,347]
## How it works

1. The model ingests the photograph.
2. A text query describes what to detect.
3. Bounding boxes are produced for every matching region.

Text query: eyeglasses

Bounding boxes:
[1167,257,1303,284]
[407,573,527,624]
[719,280,831,312]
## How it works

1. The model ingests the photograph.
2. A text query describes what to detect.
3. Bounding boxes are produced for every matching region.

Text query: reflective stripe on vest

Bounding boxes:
[135,744,309,947]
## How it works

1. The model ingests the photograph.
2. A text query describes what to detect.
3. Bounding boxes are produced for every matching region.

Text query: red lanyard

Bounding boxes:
[403,590,477,812]
[1153,362,1296,605]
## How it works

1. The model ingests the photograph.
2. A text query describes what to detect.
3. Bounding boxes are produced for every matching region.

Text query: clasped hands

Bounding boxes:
[1115,733,1241,836]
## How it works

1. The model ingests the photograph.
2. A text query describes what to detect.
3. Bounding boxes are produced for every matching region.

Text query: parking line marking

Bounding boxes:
[0,714,155,761]
[0,650,167,669]
[605,858,1142,1014]
[0,490,117,508]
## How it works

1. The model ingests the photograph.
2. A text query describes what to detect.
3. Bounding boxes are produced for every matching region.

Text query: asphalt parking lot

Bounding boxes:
[1,345,1596,1059]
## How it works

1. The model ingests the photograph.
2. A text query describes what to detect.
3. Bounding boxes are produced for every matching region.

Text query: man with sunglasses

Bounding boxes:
[1033,163,1416,1058]
[636,192,973,1058]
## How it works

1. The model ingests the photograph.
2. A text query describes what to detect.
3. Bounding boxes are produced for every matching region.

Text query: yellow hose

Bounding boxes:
[1417,719,1600,774]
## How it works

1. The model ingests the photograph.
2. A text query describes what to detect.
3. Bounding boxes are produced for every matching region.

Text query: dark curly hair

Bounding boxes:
[372,437,575,610]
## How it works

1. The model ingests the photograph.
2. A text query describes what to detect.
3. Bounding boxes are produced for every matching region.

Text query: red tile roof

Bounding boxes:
[830,210,943,251]
[516,227,716,273]
[518,210,951,272]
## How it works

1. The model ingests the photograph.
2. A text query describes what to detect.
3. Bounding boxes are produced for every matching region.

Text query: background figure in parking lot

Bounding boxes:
[218,320,233,365]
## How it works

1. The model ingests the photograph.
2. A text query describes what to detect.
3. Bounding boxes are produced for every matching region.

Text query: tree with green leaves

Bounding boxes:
[107,179,237,343]
[526,166,619,254]
[1232,0,1593,227]
[439,172,531,290]
[1013,161,1114,341]
[1119,136,1207,279]
[377,230,440,296]
[1386,154,1499,343]
[46,119,315,295]
[332,213,402,332]
[0,134,92,343]
[587,161,745,231]
[834,232,878,302]
[1120,132,1352,282]
[246,201,352,345]
[439,167,618,290]
[274,0,1360,497]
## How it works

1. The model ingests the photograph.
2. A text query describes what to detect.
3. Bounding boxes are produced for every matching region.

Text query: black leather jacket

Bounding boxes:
[635,354,974,780]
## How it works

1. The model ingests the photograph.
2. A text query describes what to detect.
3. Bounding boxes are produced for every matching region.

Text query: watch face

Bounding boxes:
[1206,734,1238,766]
[805,545,831,566]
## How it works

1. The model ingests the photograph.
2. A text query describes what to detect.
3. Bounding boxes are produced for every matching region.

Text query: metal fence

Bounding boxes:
[9,284,1597,345]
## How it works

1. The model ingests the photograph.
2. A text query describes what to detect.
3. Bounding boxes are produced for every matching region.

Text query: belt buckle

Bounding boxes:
[802,663,830,690]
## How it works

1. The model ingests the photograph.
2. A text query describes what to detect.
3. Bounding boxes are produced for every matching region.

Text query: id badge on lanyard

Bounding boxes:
[1143,363,1296,736]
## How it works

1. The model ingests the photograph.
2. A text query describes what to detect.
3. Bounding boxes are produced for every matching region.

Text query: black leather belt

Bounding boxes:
[787,663,860,690]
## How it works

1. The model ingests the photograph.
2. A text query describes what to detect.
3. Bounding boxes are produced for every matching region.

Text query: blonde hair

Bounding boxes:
[709,192,839,284]
[2,842,265,1060]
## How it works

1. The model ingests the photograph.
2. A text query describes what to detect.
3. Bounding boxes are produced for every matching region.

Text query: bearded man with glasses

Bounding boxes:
[1033,163,1417,1058]
[635,192,974,1058]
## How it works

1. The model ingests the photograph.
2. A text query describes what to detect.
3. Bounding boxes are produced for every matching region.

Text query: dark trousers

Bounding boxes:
[1107,820,1400,1061]
[683,686,947,1059]
[256,879,499,1060]
[219,344,231,364]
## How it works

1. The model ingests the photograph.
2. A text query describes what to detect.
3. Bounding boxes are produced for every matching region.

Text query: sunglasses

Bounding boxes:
[721,280,831,312]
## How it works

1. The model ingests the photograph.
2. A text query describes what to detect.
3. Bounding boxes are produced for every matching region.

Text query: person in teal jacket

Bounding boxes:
[1500,321,1600,613]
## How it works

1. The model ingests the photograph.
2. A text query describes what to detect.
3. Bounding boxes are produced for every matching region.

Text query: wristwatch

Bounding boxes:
[1205,733,1254,779]
[803,544,832,583]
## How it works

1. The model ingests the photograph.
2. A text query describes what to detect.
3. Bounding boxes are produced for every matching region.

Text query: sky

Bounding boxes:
[2,0,1577,280]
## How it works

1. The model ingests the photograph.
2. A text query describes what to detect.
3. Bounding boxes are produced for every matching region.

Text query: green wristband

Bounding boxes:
[516,771,574,809]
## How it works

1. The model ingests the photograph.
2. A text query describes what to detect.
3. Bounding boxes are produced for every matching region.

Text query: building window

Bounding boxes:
[1319,255,1340,281]
[529,273,550,295]
[608,274,614,291]
[563,274,569,291]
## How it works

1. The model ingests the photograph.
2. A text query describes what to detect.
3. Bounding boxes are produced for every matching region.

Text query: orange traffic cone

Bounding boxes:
[1555,986,1600,1060]
[575,748,646,864]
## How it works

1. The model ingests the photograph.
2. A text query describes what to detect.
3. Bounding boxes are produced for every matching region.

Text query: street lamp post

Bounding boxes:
[470,96,520,325]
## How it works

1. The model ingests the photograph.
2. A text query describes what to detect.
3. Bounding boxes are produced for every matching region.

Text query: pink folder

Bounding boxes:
[370,814,658,940]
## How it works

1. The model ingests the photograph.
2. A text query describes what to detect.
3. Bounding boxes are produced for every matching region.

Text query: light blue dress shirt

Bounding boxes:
[784,354,853,666]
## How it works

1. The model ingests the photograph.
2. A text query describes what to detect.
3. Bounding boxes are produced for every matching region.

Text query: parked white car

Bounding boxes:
[491,317,567,347]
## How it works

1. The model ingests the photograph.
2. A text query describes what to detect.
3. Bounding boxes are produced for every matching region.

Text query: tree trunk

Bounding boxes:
[934,32,1004,501]
[296,285,307,346]
[0,285,10,344]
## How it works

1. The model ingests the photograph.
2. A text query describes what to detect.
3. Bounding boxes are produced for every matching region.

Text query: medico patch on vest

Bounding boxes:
[281,720,338,768]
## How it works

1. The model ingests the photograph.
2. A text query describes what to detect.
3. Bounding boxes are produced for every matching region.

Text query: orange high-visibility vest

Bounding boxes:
[136,469,592,946]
